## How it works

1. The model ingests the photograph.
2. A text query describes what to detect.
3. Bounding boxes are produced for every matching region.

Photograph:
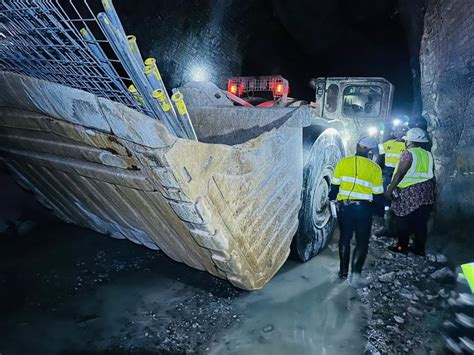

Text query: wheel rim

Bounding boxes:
[312,168,333,229]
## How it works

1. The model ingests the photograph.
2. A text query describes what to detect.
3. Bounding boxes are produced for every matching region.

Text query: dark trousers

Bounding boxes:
[337,202,373,274]
[396,204,432,253]
[382,167,395,207]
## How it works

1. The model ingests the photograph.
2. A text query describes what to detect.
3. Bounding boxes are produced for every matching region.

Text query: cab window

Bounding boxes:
[342,85,382,118]
[325,84,339,113]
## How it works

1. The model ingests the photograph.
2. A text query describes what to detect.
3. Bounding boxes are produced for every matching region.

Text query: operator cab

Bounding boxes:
[225,76,393,128]
[311,77,394,140]
[224,75,394,149]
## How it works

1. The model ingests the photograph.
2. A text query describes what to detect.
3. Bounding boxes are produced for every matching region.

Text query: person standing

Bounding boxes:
[329,137,383,282]
[385,128,435,256]
[375,124,408,236]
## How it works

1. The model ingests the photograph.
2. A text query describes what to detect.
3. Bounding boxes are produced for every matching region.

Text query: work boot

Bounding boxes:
[349,273,369,288]
[338,270,348,279]
[338,246,350,279]
[351,245,368,275]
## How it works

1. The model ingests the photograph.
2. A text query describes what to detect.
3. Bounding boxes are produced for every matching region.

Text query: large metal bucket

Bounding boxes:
[0,72,305,290]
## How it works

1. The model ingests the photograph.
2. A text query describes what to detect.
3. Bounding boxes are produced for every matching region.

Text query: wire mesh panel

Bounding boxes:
[0,0,151,115]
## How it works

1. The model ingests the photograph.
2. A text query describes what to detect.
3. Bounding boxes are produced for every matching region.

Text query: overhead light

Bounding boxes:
[393,118,401,126]
[190,65,209,82]
[368,126,378,136]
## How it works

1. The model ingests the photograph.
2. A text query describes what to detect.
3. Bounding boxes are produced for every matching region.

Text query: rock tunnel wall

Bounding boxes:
[116,0,251,89]
[419,0,473,223]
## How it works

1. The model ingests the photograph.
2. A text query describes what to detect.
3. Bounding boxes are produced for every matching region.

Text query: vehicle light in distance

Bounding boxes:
[275,83,284,95]
[228,81,238,95]
[368,126,379,136]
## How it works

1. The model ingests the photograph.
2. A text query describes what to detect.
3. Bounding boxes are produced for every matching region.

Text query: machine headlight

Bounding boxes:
[368,126,379,136]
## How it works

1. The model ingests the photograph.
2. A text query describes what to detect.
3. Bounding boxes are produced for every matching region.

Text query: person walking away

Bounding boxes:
[375,124,408,236]
[329,137,383,284]
[385,128,435,256]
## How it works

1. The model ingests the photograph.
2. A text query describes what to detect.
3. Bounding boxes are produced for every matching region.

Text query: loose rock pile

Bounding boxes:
[110,276,240,353]
[360,235,455,354]
[157,283,240,353]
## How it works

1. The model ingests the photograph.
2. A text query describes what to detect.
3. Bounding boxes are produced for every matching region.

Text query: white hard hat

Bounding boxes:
[358,136,378,149]
[403,128,429,143]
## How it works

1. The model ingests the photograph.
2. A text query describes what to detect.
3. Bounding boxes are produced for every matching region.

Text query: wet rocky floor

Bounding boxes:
[357,235,455,354]
[0,214,455,354]
[0,172,455,354]
[1,214,366,354]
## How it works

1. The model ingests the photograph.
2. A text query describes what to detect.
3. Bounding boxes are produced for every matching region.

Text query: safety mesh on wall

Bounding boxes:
[0,0,149,115]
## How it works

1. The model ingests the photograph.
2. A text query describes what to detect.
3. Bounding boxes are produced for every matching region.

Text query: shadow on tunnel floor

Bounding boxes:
[0,205,364,355]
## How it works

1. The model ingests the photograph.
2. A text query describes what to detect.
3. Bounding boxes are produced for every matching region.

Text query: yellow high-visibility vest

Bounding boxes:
[396,147,434,188]
[331,155,383,201]
[378,139,406,168]
[461,262,474,294]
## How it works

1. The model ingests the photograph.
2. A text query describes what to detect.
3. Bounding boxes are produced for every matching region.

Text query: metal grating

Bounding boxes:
[227,75,289,100]
[0,0,151,115]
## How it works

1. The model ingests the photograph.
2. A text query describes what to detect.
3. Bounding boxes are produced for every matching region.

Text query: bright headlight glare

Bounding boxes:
[368,126,378,136]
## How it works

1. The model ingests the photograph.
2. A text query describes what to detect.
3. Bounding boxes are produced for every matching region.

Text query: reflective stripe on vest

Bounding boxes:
[338,176,383,193]
[338,190,373,200]
[332,155,383,201]
[341,176,372,187]
[397,147,434,188]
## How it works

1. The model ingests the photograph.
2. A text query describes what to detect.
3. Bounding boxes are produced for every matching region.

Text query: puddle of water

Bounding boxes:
[1,217,366,354]
[209,249,366,355]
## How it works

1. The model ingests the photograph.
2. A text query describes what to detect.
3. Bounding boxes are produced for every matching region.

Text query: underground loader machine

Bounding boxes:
[0,0,395,290]
[202,75,394,262]
[0,73,393,290]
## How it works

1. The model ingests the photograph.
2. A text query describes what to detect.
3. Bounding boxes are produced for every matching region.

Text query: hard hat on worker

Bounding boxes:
[358,136,378,149]
[403,128,429,143]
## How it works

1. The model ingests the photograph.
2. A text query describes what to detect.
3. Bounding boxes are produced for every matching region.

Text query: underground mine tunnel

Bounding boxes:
[0,0,472,353]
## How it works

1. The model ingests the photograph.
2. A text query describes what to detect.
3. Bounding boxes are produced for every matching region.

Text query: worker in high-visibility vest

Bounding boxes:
[385,128,435,255]
[460,262,474,294]
[375,124,408,237]
[379,125,409,170]
[329,137,383,283]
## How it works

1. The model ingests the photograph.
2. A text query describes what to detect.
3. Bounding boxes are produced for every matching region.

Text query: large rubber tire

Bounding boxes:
[291,127,345,262]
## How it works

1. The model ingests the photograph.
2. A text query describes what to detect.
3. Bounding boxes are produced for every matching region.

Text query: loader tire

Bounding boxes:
[291,127,345,262]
